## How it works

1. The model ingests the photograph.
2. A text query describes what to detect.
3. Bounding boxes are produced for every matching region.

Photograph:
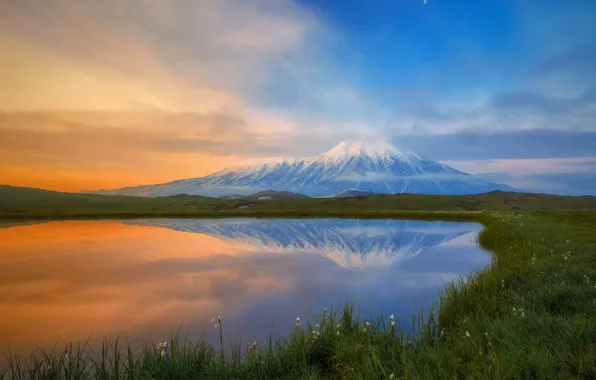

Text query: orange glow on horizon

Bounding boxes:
[0,153,234,192]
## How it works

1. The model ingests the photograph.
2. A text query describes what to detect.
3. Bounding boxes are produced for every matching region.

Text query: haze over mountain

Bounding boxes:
[85,138,512,197]
[126,218,482,269]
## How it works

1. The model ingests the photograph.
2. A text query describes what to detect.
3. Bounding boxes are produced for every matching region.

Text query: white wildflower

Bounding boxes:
[158,341,168,358]
[465,331,471,338]
[213,315,222,328]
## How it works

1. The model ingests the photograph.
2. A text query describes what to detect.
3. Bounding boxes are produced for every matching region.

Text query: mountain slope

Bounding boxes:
[85,138,513,197]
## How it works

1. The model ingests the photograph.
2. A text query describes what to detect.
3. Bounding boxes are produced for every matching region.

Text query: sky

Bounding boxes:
[1,0,595,194]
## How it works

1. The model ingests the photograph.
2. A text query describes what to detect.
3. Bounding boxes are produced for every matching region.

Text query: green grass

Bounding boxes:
[2,210,596,379]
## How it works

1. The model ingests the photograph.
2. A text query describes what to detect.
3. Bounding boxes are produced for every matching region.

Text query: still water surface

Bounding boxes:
[0,218,491,354]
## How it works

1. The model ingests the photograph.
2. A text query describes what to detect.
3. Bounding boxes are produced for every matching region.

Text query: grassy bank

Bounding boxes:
[3,211,596,379]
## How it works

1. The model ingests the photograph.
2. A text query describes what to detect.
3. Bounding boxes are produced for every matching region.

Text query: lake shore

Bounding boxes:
[2,210,595,379]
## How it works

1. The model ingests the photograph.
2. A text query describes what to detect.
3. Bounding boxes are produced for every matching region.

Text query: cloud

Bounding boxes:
[336,171,497,185]
[394,130,596,161]
[378,3,596,137]
[491,87,596,115]
[442,157,596,176]
[537,46,596,79]
[0,0,315,109]
[441,157,596,195]
[0,0,350,140]
[0,111,363,159]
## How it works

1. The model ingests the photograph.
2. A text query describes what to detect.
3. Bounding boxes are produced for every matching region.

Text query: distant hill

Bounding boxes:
[0,185,242,214]
[3,184,596,218]
[335,189,375,198]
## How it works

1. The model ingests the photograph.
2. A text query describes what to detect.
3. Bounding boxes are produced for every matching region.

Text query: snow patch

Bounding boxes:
[323,138,416,160]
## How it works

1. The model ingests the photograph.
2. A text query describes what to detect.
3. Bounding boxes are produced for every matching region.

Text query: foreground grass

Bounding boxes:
[3,211,596,379]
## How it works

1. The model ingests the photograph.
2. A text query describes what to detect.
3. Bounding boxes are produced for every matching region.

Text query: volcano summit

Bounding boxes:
[87,138,512,197]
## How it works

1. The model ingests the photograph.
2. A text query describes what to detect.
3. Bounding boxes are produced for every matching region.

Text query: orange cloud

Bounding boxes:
[0,113,243,191]
[0,0,313,112]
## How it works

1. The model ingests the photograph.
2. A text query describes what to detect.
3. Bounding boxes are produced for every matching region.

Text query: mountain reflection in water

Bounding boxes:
[126,218,483,269]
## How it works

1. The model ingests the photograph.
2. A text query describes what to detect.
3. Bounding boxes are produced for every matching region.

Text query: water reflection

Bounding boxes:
[126,218,482,269]
[0,219,490,355]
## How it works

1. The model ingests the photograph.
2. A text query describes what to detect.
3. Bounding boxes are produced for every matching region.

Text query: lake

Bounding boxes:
[0,218,491,355]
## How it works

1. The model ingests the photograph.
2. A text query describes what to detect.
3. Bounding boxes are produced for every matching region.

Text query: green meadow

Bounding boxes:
[2,184,596,219]
[1,185,596,379]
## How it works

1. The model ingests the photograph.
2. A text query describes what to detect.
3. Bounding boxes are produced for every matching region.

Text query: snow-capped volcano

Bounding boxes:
[86,138,512,197]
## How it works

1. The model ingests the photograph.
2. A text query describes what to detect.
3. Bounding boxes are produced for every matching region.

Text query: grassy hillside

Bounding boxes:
[2,185,596,219]
[0,185,242,215]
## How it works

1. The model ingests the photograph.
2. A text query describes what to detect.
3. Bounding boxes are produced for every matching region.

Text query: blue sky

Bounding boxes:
[256,0,596,194]
[1,0,595,194]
